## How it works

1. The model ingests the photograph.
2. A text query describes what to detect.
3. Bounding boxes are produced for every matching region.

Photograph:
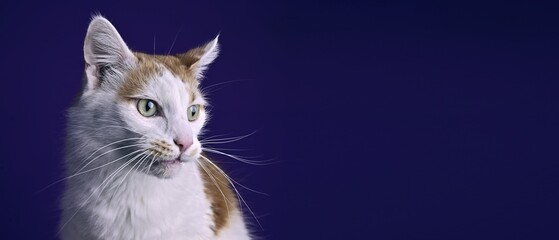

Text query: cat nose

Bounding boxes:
[173,138,193,153]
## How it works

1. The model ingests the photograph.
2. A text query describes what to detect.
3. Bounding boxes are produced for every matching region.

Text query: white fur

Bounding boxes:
[216,210,251,240]
[60,16,251,239]
[61,162,215,240]
[191,35,220,79]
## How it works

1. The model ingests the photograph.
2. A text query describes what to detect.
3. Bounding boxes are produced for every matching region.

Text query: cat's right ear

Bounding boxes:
[83,16,135,93]
[176,36,220,80]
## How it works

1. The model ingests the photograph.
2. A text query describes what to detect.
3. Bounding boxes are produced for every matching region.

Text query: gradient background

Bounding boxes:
[1,1,558,239]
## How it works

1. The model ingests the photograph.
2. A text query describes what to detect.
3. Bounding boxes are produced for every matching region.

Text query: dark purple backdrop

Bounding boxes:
[1,1,558,239]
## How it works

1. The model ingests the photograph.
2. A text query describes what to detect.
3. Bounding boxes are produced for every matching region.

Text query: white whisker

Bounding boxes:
[145,152,159,174]
[202,148,275,166]
[200,155,268,196]
[94,151,147,202]
[73,137,146,174]
[40,148,146,193]
[196,159,231,218]
[200,147,252,152]
[75,143,146,175]
[200,79,249,95]
[199,155,263,230]
[112,152,150,198]
[58,150,147,234]
[167,28,181,55]
[200,131,257,144]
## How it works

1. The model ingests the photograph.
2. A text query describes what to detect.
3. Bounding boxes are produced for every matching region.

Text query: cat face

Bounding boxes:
[73,16,219,178]
[114,54,209,178]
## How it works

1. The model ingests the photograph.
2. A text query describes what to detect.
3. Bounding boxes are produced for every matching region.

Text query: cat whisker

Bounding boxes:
[94,151,147,202]
[73,137,146,174]
[202,131,257,141]
[201,139,253,145]
[58,150,147,235]
[40,148,146,193]
[111,152,151,198]
[202,148,276,166]
[166,28,182,55]
[195,159,231,219]
[200,131,258,144]
[199,155,263,230]
[145,152,160,175]
[200,79,249,95]
[199,155,268,196]
[75,143,147,175]
[197,132,227,140]
[199,147,252,152]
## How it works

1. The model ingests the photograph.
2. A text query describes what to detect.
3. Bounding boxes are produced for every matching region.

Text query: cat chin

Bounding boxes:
[147,161,184,179]
[145,154,201,179]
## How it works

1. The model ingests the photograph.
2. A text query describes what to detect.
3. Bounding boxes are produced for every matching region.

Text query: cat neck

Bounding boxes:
[81,160,206,206]
[63,160,215,239]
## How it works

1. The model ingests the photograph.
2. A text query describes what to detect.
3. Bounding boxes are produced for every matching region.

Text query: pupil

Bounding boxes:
[146,101,153,111]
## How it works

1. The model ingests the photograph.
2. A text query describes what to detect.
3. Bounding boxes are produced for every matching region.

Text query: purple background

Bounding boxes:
[1,1,558,239]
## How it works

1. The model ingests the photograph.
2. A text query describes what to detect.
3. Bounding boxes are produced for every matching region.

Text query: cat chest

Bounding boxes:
[88,172,215,239]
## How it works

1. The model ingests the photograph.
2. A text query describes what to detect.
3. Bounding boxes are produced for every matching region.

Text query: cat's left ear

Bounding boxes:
[176,35,220,79]
[83,16,135,93]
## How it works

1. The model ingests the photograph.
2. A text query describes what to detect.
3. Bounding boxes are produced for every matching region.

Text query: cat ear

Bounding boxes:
[176,35,220,79]
[83,16,135,92]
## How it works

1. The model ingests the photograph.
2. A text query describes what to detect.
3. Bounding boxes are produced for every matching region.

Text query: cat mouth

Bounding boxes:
[154,158,182,166]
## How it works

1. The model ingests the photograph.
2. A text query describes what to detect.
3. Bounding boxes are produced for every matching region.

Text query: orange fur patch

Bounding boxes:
[199,155,238,234]
[117,52,200,100]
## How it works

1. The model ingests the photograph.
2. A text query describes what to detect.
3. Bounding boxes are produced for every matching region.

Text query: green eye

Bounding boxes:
[187,104,201,121]
[137,99,158,117]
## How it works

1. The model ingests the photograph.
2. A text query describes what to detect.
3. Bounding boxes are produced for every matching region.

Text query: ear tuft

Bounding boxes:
[83,16,135,92]
[176,35,220,79]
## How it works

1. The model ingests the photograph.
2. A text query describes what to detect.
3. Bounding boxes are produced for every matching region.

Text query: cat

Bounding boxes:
[59,16,251,240]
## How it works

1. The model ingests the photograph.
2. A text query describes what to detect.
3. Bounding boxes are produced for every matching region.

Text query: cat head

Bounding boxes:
[70,16,218,178]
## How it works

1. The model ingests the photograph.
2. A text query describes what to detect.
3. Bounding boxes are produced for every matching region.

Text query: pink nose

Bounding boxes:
[173,138,193,152]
